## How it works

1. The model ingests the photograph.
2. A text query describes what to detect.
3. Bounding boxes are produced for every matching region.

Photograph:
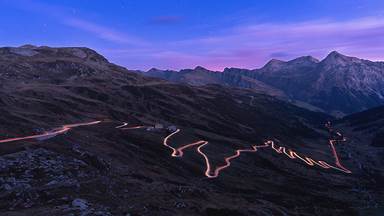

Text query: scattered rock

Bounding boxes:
[72,198,88,210]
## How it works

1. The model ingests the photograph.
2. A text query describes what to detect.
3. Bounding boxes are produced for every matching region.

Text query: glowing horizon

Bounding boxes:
[1,0,383,71]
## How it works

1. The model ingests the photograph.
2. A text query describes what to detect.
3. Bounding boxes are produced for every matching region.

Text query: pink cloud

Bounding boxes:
[6,1,384,70]
[158,17,384,70]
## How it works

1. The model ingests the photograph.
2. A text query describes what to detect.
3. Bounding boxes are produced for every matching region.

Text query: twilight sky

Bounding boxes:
[1,0,383,70]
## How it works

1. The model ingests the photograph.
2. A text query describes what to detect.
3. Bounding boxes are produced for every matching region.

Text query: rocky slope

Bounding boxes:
[341,105,384,147]
[141,52,384,116]
[0,45,382,215]
[145,66,286,98]
[254,52,384,116]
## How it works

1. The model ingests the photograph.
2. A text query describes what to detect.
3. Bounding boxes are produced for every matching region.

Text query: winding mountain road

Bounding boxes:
[0,120,351,178]
[0,121,101,144]
[162,126,351,178]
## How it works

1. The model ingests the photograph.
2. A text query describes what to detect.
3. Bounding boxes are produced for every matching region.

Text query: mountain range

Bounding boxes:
[142,51,384,116]
[0,45,383,215]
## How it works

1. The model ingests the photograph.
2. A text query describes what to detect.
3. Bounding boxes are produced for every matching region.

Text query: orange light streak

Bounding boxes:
[115,122,128,129]
[0,121,101,144]
[115,122,148,130]
[121,126,147,130]
[163,126,351,178]
[0,120,351,178]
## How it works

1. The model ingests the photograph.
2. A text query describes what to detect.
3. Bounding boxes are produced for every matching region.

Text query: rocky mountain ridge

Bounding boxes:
[142,51,384,116]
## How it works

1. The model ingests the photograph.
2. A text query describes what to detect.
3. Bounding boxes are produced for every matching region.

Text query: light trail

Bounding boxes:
[163,129,209,157]
[0,119,351,178]
[325,121,352,173]
[121,126,147,130]
[115,122,128,129]
[163,125,352,178]
[115,122,148,130]
[0,121,101,144]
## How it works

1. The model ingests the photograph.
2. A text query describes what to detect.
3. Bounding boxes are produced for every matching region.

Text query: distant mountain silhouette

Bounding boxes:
[142,52,384,116]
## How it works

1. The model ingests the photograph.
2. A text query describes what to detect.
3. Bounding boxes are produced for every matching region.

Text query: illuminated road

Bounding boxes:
[0,121,101,144]
[115,122,148,130]
[163,125,352,178]
[0,120,351,178]
[121,126,148,130]
[325,121,351,173]
[115,122,128,129]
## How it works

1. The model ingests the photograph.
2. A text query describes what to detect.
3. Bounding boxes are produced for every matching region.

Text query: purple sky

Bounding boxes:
[1,0,384,71]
